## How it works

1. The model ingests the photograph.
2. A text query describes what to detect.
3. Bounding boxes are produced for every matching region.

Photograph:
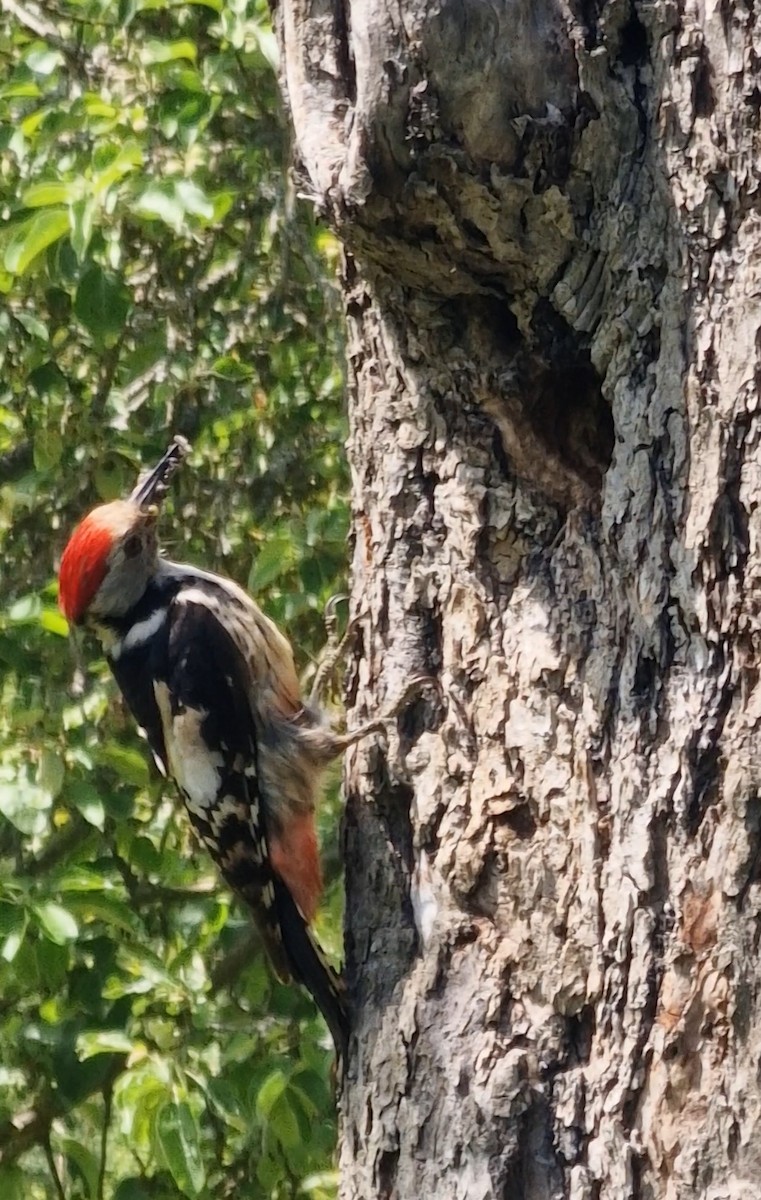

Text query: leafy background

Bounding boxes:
[0,1,348,1196]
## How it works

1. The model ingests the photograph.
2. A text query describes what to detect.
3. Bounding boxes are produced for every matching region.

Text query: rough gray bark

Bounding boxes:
[274,2,761,1197]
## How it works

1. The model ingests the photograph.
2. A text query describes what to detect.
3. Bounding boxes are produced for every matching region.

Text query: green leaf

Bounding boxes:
[74,266,131,343]
[93,453,133,501]
[133,180,213,231]
[22,182,79,207]
[0,1165,25,1200]
[40,608,70,637]
[154,1101,205,1198]
[0,777,51,835]
[33,428,63,471]
[210,190,235,222]
[37,747,65,801]
[24,47,64,75]
[0,903,21,934]
[7,595,41,623]
[211,354,254,380]
[2,918,27,963]
[76,1029,135,1059]
[249,535,294,591]
[96,743,150,788]
[69,197,96,262]
[61,1137,100,1199]
[271,1091,301,1148]
[256,1069,288,1119]
[143,40,198,65]
[91,143,143,195]
[65,893,137,935]
[4,210,69,274]
[14,310,48,340]
[291,1068,327,1115]
[174,180,213,221]
[113,1181,153,1200]
[69,783,106,830]
[33,902,79,944]
[133,185,186,231]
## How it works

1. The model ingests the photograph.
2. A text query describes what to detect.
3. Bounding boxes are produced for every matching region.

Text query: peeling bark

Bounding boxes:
[274,1,761,1196]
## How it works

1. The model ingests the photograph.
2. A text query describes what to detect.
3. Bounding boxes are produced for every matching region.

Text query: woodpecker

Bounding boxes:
[58,438,356,1054]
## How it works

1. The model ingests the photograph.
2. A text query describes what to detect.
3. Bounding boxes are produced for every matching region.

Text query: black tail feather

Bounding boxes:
[272,878,349,1060]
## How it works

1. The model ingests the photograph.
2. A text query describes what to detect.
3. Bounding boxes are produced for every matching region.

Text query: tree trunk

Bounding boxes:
[274,2,761,1196]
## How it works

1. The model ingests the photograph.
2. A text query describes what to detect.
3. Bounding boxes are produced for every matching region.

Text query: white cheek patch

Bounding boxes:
[154,682,224,814]
[111,607,168,661]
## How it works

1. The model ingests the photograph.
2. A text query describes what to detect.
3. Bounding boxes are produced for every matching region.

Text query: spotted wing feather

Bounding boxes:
[158,596,283,957]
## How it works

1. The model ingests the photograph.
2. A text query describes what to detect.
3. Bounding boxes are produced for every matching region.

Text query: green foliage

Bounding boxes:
[0,1,346,1196]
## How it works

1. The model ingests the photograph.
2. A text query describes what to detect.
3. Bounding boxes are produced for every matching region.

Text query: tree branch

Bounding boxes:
[44,1133,66,1200]
[97,1083,112,1200]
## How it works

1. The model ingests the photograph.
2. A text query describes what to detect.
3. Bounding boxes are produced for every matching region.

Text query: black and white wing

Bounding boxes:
[108,583,348,1054]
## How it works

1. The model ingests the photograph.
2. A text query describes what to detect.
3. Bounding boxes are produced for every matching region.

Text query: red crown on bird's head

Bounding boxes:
[58,501,140,625]
[58,437,190,626]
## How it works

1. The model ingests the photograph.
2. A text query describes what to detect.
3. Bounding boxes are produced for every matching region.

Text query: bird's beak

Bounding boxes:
[129,436,191,509]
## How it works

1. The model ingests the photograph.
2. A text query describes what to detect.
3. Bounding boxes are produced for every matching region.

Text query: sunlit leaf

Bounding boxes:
[77,1029,135,1059]
[33,902,79,944]
[4,209,69,274]
[91,143,143,195]
[2,924,26,963]
[143,40,198,65]
[174,180,214,220]
[14,311,48,342]
[40,608,69,637]
[0,777,51,835]
[24,47,64,75]
[22,182,80,207]
[133,184,186,231]
[69,784,106,830]
[7,595,41,622]
[70,197,96,262]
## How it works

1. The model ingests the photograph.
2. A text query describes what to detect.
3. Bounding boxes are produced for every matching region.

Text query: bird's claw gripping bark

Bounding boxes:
[340,675,441,748]
[308,594,356,708]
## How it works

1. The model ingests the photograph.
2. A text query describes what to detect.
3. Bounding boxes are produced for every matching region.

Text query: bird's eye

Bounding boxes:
[123,533,142,558]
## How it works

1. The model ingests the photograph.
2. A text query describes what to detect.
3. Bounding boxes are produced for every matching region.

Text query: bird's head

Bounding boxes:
[58,437,189,626]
